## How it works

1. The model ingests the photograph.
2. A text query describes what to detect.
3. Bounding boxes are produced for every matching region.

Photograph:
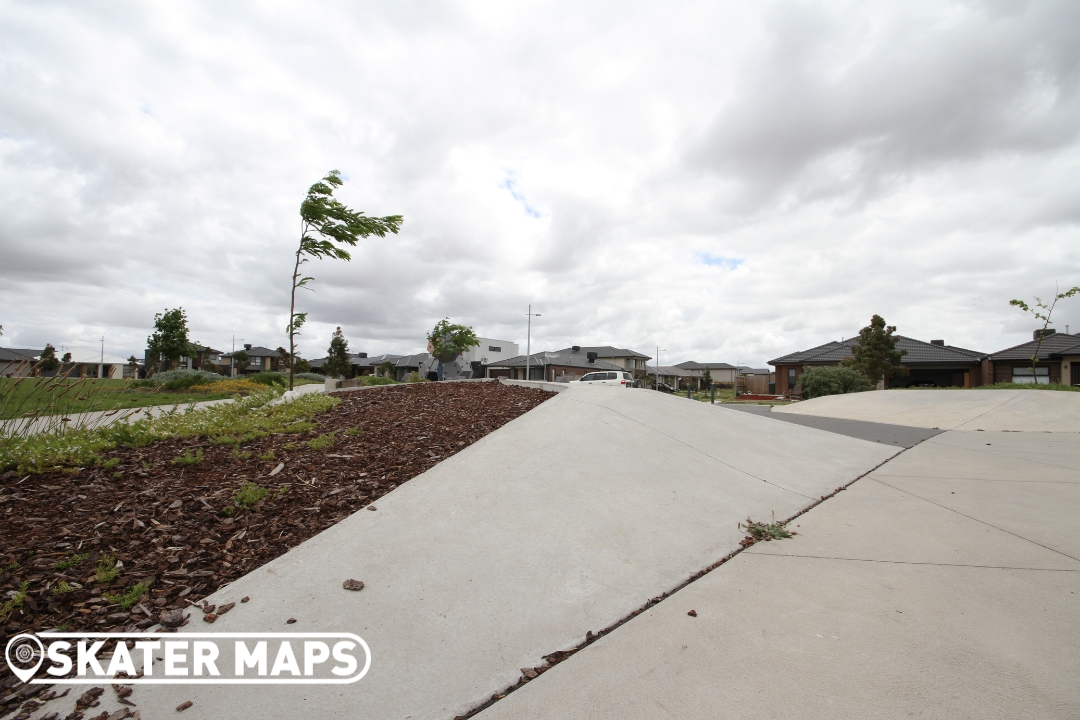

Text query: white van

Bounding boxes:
[576,371,634,386]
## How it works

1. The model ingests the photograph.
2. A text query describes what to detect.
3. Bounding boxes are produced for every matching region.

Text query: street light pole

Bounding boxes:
[655,345,666,390]
[100,336,104,380]
[525,305,541,381]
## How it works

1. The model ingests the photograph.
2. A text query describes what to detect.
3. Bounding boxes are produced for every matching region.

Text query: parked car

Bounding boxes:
[576,371,635,386]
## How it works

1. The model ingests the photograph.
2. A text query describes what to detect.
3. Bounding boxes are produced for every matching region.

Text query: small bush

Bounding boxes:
[251,372,288,388]
[346,426,361,436]
[190,379,265,395]
[100,457,120,469]
[405,371,423,383]
[172,448,204,466]
[800,366,873,399]
[142,370,226,391]
[295,372,325,382]
[363,376,397,386]
[232,449,252,460]
[0,581,29,621]
[258,450,275,461]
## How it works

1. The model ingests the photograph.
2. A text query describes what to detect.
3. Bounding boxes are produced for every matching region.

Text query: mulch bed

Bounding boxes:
[0,381,553,717]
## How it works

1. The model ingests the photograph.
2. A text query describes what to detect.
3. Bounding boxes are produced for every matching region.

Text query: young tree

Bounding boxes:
[36,344,59,375]
[127,355,140,378]
[701,366,713,388]
[322,327,351,379]
[842,314,908,386]
[288,170,402,390]
[1010,285,1080,382]
[427,318,479,360]
[147,308,196,372]
[232,350,251,374]
[61,352,72,364]
[377,360,396,378]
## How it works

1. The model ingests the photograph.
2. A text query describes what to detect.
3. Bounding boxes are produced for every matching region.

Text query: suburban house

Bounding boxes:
[0,348,41,378]
[485,347,626,381]
[61,348,132,379]
[987,331,1080,385]
[646,365,703,390]
[674,361,738,384]
[769,336,988,394]
[565,346,650,378]
[218,345,282,374]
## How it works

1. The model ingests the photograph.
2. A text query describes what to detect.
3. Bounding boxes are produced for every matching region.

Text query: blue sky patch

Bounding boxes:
[501,172,541,218]
[696,252,744,269]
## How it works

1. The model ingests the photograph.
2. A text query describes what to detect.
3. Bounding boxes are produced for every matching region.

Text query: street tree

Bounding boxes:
[702,366,713,388]
[841,314,908,386]
[147,308,196,373]
[427,318,479,360]
[288,170,402,390]
[377,360,396,378]
[232,350,251,374]
[1010,284,1080,382]
[322,327,351,379]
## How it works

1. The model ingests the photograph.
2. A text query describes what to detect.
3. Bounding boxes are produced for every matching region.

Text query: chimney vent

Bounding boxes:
[930,339,944,346]
[572,345,581,352]
[357,352,367,358]
[1034,329,1057,340]
[587,352,598,363]
[244,344,252,350]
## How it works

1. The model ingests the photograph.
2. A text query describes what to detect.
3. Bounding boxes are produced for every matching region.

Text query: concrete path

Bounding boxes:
[119,386,898,720]
[720,402,942,447]
[477,409,1080,717]
[773,388,1080,432]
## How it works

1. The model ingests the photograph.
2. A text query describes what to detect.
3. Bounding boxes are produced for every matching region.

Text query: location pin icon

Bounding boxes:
[5,634,44,683]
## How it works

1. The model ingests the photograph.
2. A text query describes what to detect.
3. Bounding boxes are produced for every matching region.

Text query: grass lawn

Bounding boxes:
[0,378,239,420]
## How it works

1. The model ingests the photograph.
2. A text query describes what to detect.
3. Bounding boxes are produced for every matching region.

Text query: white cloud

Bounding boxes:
[1,0,1078,365]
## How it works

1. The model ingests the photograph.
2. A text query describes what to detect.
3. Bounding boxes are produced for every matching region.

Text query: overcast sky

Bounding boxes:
[2,1,1079,366]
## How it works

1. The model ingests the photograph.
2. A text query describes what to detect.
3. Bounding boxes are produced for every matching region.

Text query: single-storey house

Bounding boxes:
[674,361,738,384]
[486,347,625,382]
[769,336,988,394]
[567,346,651,378]
[987,331,1080,386]
[0,348,41,378]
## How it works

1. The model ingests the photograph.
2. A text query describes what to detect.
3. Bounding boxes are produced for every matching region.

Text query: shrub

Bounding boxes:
[308,432,336,450]
[405,371,422,383]
[103,581,151,610]
[190,379,264,395]
[363,375,397,386]
[295,372,325,382]
[232,481,267,510]
[171,448,204,466]
[251,371,288,388]
[800,366,873,399]
[140,369,226,391]
[95,554,121,583]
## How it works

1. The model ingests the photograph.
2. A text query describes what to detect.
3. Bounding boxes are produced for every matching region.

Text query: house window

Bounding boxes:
[787,368,796,388]
[1012,366,1049,384]
[488,346,501,352]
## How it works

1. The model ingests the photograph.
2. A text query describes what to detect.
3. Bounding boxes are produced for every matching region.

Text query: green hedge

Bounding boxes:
[800,366,873,399]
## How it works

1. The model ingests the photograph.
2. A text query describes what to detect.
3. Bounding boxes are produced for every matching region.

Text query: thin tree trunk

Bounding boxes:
[289,221,304,391]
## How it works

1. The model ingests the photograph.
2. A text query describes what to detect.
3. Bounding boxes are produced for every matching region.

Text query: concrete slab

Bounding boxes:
[119,385,897,720]
[477,428,1080,719]
[774,388,1080,432]
[720,403,942,447]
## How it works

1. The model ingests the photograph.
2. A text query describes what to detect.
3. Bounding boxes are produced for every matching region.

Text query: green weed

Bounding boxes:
[103,581,151,610]
[0,581,29,621]
[232,449,253,461]
[739,514,793,542]
[210,435,241,445]
[51,580,75,596]
[346,426,361,436]
[95,554,121,583]
[53,552,89,571]
[113,471,123,479]
[172,448,204,466]
[258,450,275,461]
[283,442,298,451]
[141,461,152,470]
[308,432,336,450]
[232,481,267,510]
[101,457,120,469]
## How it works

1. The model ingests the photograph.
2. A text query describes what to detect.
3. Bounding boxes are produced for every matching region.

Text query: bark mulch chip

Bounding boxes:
[0,381,553,714]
